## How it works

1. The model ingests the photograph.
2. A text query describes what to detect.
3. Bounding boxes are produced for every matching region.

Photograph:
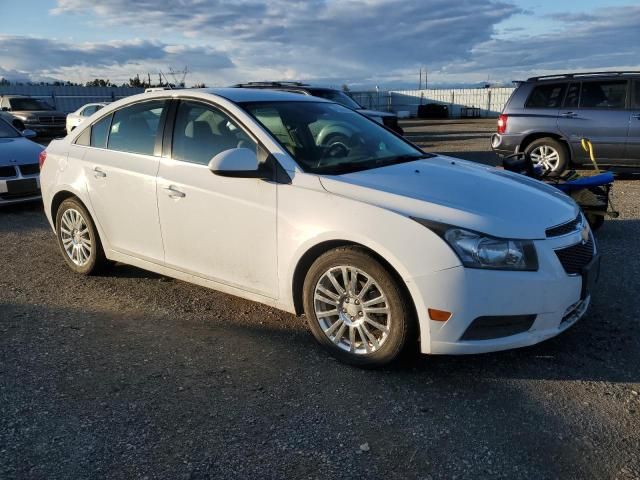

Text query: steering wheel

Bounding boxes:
[317,134,353,167]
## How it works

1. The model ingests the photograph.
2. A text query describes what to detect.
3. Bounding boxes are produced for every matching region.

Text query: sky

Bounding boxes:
[0,0,638,89]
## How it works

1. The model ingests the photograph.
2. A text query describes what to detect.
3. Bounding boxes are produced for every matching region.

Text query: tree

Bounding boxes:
[85,78,113,87]
[341,84,350,92]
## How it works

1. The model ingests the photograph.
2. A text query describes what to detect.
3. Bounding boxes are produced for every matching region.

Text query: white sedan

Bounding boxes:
[40,89,598,367]
[65,103,108,134]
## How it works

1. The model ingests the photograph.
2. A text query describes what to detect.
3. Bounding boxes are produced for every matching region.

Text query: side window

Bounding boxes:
[563,83,580,108]
[172,101,257,165]
[82,105,97,117]
[580,80,627,109]
[633,81,640,109]
[107,100,167,156]
[525,83,566,108]
[90,114,112,149]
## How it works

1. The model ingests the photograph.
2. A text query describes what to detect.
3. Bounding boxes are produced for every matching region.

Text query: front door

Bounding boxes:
[83,100,167,262]
[557,80,630,163]
[156,100,278,298]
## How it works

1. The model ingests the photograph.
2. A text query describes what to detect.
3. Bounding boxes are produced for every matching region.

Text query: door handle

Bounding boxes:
[560,111,577,118]
[163,185,186,198]
[93,166,106,178]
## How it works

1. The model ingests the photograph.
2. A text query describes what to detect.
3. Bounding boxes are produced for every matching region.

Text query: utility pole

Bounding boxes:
[425,68,428,90]
[418,67,422,90]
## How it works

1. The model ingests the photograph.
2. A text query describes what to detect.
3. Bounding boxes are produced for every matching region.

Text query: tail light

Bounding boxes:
[38,150,47,169]
[497,114,508,134]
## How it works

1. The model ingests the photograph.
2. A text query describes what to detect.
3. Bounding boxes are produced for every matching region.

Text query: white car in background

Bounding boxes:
[40,89,598,367]
[66,103,108,134]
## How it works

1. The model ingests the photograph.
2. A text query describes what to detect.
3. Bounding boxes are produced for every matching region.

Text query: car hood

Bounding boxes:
[0,137,44,166]
[356,109,396,119]
[12,110,65,118]
[318,155,578,239]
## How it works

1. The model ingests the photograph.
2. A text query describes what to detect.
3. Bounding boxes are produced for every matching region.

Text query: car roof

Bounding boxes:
[200,87,330,103]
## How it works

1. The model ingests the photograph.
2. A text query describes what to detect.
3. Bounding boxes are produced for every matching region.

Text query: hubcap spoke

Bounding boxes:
[59,208,92,267]
[314,265,391,355]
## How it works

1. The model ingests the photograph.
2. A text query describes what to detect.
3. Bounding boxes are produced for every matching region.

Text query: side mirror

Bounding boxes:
[21,129,37,138]
[208,148,266,178]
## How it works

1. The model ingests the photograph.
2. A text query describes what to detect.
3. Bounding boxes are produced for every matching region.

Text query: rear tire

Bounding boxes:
[524,138,569,176]
[55,197,107,275]
[302,246,415,367]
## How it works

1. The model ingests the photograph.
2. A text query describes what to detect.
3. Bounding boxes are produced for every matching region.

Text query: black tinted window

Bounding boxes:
[563,83,580,108]
[172,101,256,165]
[90,114,112,149]
[108,101,166,155]
[525,83,566,108]
[631,81,640,108]
[580,81,627,109]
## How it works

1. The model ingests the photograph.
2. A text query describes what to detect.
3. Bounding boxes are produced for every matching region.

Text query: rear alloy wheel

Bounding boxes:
[525,138,568,176]
[56,197,107,275]
[303,246,414,367]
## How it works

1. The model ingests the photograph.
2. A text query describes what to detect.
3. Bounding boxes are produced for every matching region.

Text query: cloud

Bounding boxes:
[438,5,640,81]
[4,1,639,87]
[0,35,233,83]
[47,0,521,85]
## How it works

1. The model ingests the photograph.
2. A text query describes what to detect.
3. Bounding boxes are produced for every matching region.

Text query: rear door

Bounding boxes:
[82,100,168,262]
[624,79,640,162]
[557,79,630,163]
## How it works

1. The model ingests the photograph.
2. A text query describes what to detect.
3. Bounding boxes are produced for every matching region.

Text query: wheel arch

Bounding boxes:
[520,132,571,159]
[291,240,419,337]
[50,190,81,225]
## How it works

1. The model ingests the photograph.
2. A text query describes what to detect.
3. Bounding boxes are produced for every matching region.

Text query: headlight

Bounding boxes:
[413,219,538,271]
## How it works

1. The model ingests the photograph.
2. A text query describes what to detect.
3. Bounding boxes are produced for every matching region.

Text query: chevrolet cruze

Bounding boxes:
[40,89,599,367]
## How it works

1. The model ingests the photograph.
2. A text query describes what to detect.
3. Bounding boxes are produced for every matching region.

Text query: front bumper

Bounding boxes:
[0,171,41,205]
[412,229,595,354]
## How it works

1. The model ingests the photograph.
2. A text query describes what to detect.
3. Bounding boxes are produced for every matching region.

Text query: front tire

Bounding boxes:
[55,197,107,275]
[302,246,414,367]
[525,138,569,176]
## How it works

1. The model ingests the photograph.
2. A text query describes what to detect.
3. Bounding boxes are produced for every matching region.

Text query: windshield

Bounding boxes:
[9,98,54,111]
[242,101,429,174]
[308,90,362,110]
[0,118,20,138]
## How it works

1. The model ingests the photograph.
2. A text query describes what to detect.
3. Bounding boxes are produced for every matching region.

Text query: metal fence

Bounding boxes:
[351,87,516,118]
[0,85,145,113]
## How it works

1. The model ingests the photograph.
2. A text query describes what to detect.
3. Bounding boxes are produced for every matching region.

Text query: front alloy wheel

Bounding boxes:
[303,246,414,367]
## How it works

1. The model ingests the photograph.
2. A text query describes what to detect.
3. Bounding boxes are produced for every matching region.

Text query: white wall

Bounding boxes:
[352,87,516,118]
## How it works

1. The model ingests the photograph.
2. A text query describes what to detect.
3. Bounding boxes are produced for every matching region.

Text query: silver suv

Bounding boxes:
[491,71,640,173]
[0,95,66,137]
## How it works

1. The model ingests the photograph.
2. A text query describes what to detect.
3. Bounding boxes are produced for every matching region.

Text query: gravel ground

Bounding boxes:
[2,120,640,479]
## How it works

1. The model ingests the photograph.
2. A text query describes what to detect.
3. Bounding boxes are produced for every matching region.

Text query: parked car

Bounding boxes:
[492,71,640,174]
[66,103,108,134]
[0,95,66,137]
[0,110,25,131]
[233,82,404,135]
[0,118,43,205]
[41,88,596,367]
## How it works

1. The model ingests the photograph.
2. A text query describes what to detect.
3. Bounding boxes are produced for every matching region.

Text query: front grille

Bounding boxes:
[546,214,582,237]
[461,315,537,341]
[0,166,17,178]
[19,163,39,176]
[555,237,595,275]
[0,190,41,200]
[37,116,65,124]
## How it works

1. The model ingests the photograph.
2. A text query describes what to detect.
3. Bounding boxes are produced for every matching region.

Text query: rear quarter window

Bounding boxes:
[525,83,567,108]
